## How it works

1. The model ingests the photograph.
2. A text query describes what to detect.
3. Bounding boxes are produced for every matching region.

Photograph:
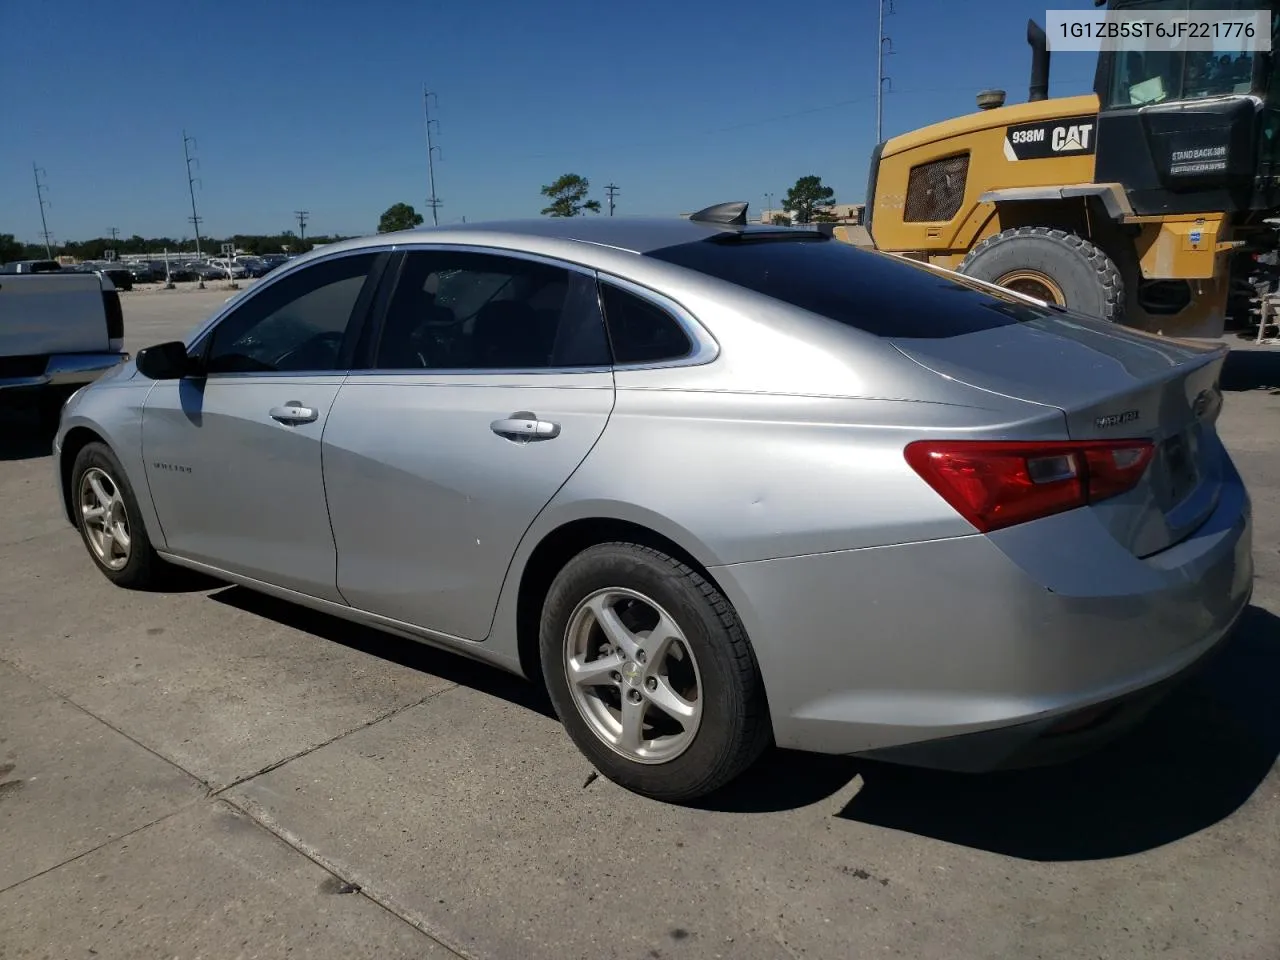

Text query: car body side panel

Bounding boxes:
[483,387,1068,662]
[53,366,164,540]
[140,375,346,601]
[711,465,1252,756]
[322,371,615,641]
[543,384,1063,565]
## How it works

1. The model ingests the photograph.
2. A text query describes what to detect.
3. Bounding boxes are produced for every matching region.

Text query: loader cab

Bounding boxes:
[1090,0,1280,215]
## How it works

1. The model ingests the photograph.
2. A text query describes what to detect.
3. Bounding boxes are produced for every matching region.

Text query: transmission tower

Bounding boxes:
[33,163,54,257]
[183,131,204,258]
[422,85,443,226]
[605,183,620,216]
[876,0,896,144]
[294,210,310,243]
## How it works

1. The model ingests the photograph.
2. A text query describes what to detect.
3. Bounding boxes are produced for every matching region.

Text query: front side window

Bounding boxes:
[205,253,378,374]
[373,250,611,370]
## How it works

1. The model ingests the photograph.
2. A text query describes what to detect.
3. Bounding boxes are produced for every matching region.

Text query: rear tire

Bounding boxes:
[540,542,771,802]
[959,226,1125,323]
[71,442,170,589]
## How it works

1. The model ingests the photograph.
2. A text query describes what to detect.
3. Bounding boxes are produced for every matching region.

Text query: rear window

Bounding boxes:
[646,236,1054,338]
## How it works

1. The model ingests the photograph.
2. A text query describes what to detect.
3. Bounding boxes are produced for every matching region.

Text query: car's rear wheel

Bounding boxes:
[540,542,771,802]
[72,442,169,589]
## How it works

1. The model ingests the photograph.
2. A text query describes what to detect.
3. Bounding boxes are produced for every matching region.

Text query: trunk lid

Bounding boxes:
[0,273,110,358]
[890,314,1229,557]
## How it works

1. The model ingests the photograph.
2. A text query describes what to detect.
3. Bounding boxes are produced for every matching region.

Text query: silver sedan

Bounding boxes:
[53,205,1253,801]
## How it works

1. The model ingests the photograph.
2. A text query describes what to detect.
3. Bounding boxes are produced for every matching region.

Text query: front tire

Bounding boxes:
[71,442,169,589]
[540,542,771,802]
[959,226,1125,323]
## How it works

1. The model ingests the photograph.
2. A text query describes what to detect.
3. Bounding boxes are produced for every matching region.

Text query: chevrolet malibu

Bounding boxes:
[53,205,1253,801]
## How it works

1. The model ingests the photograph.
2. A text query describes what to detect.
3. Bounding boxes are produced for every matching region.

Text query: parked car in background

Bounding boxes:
[127,263,157,283]
[259,254,289,273]
[52,212,1253,802]
[1,269,127,427]
[187,261,224,281]
[237,257,270,278]
[1,259,65,274]
[210,258,246,279]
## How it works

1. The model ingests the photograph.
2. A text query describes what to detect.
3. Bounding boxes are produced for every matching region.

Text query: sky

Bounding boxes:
[1,0,1103,244]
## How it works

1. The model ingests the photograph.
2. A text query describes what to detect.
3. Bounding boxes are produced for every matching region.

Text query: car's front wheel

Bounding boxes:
[540,542,771,802]
[71,442,169,589]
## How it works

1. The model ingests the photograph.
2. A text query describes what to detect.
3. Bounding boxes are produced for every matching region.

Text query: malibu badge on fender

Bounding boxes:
[1004,115,1098,161]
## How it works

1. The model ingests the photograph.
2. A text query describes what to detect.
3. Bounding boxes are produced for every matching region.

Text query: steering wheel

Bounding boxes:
[273,330,344,371]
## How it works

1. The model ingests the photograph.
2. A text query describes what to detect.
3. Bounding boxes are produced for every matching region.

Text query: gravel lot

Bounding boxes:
[1,286,1277,959]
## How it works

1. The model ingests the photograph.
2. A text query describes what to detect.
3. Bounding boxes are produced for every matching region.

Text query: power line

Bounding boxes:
[294,210,310,244]
[422,85,442,226]
[604,183,619,216]
[182,130,204,259]
[33,163,53,257]
[876,0,896,144]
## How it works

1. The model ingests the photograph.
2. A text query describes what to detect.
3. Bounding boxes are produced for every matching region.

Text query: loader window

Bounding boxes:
[1105,0,1262,106]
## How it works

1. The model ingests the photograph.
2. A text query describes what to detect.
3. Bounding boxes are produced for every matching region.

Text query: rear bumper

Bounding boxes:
[0,352,128,393]
[712,469,1253,770]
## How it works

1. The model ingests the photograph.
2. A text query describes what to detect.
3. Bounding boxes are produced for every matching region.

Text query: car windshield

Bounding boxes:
[645,235,1055,338]
[1106,0,1267,105]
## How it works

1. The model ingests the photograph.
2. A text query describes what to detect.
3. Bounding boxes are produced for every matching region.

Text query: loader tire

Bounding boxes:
[958,226,1125,323]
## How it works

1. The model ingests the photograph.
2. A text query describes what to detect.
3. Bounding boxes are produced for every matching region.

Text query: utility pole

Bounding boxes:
[604,183,619,216]
[876,0,896,144]
[108,227,120,243]
[422,85,442,226]
[33,163,53,258]
[764,192,774,223]
[182,131,204,259]
[294,210,309,245]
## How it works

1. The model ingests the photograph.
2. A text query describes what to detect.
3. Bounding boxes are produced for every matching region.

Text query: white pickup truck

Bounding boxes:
[0,269,129,426]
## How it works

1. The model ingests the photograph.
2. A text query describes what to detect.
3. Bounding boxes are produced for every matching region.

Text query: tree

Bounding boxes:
[540,173,601,217]
[0,233,24,264]
[782,175,836,224]
[378,203,425,233]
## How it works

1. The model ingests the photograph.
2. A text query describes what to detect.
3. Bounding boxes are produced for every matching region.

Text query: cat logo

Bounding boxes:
[1052,123,1093,152]
[1004,115,1098,161]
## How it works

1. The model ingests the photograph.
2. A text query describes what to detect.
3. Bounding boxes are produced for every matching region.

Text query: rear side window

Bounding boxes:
[599,282,692,364]
[646,237,1052,338]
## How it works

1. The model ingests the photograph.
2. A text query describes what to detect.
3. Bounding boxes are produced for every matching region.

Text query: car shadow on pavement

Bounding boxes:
[207,585,558,720]
[0,410,55,462]
[1222,346,1280,392]
[836,605,1280,861]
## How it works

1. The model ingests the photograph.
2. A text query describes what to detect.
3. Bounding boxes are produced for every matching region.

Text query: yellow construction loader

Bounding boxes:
[846,1,1280,337]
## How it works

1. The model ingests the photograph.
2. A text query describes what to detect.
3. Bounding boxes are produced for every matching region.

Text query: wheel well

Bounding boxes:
[514,518,726,689]
[58,426,106,525]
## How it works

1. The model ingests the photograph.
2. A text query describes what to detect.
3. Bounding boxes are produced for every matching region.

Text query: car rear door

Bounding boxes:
[141,250,386,599]
[322,247,615,640]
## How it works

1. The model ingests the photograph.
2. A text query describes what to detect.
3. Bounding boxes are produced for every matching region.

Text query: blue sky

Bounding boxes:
[1,0,1101,243]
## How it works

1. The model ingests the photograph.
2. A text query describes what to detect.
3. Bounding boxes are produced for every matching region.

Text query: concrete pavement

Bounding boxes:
[0,286,1276,959]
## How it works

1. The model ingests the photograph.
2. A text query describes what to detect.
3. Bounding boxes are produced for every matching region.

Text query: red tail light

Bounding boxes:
[904,439,1155,533]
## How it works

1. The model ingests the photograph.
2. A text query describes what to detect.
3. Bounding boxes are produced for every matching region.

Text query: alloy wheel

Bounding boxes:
[563,587,703,764]
[79,467,131,571]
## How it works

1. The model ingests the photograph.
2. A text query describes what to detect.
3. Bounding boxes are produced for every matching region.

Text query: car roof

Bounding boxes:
[327,216,812,258]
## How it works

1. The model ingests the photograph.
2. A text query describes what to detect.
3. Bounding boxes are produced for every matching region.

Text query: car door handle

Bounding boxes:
[269,402,318,425]
[490,412,560,442]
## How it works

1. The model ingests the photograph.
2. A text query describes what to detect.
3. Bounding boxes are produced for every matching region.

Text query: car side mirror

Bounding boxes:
[136,340,199,380]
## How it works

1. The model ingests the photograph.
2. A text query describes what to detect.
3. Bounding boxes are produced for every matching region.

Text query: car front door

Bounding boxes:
[321,247,616,640]
[141,251,386,599]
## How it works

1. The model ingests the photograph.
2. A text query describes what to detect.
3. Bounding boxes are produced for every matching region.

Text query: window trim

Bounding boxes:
[186,249,390,378]
[595,273,719,371]
[353,242,616,377]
